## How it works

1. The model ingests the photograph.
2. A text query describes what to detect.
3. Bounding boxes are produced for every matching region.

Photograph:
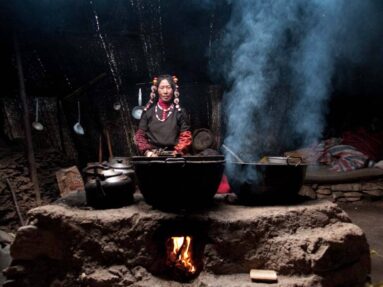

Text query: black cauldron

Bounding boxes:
[226,161,307,205]
[132,156,225,210]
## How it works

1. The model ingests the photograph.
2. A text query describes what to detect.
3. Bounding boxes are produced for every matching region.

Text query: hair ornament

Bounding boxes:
[172,75,181,111]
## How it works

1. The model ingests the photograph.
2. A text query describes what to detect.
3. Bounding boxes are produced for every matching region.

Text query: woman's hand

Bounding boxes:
[145,149,159,157]
[171,150,182,157]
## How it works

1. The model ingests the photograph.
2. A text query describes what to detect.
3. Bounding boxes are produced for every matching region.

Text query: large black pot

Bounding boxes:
[132,156,225,210]
[226,161,307,205]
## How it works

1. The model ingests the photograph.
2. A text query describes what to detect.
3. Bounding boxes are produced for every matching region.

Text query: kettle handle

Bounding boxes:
[96,179,106,197]
[83,164,108,172]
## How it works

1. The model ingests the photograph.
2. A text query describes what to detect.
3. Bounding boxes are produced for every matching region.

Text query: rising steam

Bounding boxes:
[211,0,380,164]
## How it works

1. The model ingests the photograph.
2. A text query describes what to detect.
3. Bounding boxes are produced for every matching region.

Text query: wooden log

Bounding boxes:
[56,98,66,155]
[98,135,103,163]
[105,130,114,159]
[6,179,25,226]
[62,73,106,100]
[14,33,41,206]
[249,269,277,282]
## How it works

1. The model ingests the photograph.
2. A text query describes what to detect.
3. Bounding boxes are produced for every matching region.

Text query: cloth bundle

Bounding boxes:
[318,144,369,172]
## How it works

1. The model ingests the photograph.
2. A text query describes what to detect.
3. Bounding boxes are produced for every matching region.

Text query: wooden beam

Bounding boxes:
[14,34,41,206]
[62,73,107,101]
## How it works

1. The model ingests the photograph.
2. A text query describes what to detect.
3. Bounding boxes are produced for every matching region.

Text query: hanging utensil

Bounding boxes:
[113,94,121,111]
[73,100,84,135]
[113,101,121,111]
[221,144,245,163]
[32,98,44,131]
[132,88,144,120]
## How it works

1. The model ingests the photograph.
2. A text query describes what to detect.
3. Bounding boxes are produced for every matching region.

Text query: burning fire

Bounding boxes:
[167,236,196,274]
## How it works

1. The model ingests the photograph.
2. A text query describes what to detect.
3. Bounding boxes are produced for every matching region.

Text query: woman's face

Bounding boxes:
[158,79,174,103]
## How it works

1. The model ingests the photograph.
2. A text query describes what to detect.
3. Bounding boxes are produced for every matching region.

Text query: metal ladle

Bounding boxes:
[113,95,121,111]
[132,88,144,120]
[73,100,84,135]
[221,144,245,163]
[113,101,121,111]
[32,98,44,131]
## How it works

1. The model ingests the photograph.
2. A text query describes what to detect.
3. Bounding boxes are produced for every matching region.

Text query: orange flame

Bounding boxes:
[168,236,196,274]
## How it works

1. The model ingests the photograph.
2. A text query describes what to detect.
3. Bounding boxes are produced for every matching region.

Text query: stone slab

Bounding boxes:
[331,183,362,192]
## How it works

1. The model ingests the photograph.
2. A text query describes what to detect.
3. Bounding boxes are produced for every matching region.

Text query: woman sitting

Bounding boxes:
[134,75,192,157]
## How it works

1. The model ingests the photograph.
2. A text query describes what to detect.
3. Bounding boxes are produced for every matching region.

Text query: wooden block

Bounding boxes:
[56,166,85,197]
[250,269,277,282]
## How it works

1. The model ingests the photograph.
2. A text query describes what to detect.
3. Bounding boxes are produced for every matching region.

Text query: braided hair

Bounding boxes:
[143,74,182,112]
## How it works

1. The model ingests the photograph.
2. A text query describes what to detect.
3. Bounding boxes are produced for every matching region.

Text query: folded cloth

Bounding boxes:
[285,135,379,172]
[319,144,369,172]
[285,138,342,164]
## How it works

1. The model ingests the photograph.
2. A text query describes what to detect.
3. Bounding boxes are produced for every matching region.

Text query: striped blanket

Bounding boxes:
[318,144,369,172]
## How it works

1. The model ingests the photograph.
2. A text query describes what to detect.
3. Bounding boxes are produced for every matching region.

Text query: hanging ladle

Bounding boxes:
[113,94,121,111]
[113,101,121,111]
[73,100,85,135]
[32,98,44,131]
[221,144,245,163]
[132,88,144,120]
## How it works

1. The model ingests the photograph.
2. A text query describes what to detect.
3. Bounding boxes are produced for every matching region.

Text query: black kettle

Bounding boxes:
[83,163,135,209]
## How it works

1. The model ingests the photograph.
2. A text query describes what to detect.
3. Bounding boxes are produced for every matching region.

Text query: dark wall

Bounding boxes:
[2,0,231,97]
[1,0,383,160]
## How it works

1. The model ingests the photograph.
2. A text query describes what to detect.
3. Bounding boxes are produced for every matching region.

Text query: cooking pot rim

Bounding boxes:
[227,161,308,166]
[131,155,225,164]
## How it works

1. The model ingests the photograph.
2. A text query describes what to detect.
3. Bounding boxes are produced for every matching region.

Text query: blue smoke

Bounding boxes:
[211,0,379,167]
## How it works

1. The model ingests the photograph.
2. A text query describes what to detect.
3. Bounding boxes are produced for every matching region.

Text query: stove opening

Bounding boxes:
[166,235,196,275]
[149,220,207,282]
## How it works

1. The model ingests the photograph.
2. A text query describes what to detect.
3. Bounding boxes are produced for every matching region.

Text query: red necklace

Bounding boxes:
[155,103,174,122]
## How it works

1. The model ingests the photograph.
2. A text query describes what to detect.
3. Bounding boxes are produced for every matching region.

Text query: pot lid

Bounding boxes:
[192,128,214,151]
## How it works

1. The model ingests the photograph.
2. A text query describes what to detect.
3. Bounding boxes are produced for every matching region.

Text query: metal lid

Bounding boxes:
[192,128,214,151]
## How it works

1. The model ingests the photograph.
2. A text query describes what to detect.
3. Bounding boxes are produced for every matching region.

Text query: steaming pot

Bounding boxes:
[226,159,307,205]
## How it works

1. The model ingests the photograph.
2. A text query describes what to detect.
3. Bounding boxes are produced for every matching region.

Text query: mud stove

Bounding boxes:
[4,196,370,287]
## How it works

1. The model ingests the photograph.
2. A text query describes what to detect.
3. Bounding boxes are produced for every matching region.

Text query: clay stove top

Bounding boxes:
[6,196,370,287]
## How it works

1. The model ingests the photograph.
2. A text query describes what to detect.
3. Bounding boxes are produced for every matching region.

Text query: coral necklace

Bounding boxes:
[155,102,174,122]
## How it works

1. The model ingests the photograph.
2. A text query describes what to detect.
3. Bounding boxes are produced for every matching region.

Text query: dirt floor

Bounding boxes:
[339,200,383,285]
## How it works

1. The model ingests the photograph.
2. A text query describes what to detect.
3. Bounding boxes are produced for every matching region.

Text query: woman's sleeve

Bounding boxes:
[178,109,190,132]
[174,109,192,154]
[134,112,153,154]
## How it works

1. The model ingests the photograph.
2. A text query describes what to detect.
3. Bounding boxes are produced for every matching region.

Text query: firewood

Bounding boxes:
[6,179,25,226]
[249,269,277,282]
